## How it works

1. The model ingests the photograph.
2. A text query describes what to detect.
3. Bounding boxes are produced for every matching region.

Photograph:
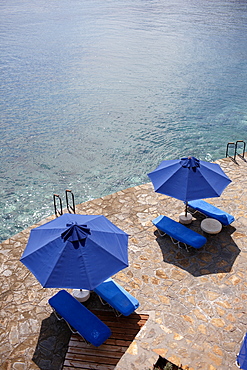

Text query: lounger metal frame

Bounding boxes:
[188,207,229,228]
[157,229,190,252]
[96,295,122,317]
[51,307,89,343]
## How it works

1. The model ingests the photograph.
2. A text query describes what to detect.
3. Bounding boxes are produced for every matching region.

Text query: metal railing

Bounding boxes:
[235,140,246,160]
[53,190,76,217]
[53,194,63,217]
[226,140,246,162]
[65,189,76,214]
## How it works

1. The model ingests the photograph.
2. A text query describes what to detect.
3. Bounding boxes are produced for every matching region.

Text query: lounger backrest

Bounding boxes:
[48,290,111,347]
[94,278,139,316]
[188,200,235,225]
[153,215,207,249]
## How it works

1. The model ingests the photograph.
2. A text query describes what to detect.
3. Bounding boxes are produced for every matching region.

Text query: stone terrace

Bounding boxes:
[0,155,247,370]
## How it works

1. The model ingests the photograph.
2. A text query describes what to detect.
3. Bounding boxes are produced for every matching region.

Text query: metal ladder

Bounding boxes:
[53,190,76,217]
[226,140,246,162]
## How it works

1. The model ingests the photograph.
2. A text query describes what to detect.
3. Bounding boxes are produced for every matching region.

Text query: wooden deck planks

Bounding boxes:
[62,310,149,370]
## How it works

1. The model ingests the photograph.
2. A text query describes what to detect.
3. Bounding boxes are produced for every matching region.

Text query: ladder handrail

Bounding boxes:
[235,140,246,159]
[226,141,246,162]
[53,194,63,217]
[65,189,76,214]
[226,142,236,160]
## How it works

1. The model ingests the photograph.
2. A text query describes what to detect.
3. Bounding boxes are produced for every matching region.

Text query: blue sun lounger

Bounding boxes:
[187,199,235,226]
[48,290,111,347]
[152,215,207,250]
[94,278,139,316]
[236,332,247,370]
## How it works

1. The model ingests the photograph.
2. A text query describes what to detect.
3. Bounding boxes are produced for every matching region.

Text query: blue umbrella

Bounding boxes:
[20,214,129,290]
[237,332,247,370]
[148,156,231,215]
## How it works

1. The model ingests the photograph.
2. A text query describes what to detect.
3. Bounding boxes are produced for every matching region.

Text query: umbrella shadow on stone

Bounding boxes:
[155,221,240,277]
[32,312,71,370]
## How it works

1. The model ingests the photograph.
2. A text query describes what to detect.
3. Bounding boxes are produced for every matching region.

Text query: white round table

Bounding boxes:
[179,212,192,225]
[72,289,90,302]
[201,218,222,234]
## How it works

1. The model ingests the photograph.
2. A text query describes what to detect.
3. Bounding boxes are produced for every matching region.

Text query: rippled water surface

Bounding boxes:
[1,0,247,241]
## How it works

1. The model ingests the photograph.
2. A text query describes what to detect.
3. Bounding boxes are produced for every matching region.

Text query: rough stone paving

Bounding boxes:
[0,156,247,370]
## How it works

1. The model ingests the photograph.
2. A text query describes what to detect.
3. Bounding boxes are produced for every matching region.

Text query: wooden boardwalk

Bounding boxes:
[63,309,149,370]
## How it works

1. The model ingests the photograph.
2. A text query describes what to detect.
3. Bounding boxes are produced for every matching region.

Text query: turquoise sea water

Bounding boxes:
[1,0,247,242]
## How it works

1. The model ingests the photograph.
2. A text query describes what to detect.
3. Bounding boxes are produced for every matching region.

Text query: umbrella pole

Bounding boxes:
[185,202,188,217]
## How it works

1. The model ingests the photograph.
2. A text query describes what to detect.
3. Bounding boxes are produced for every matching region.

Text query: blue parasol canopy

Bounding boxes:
[148,156,232,214]
[20,213,129,290]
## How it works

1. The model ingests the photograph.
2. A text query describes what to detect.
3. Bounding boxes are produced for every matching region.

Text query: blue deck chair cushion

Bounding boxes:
[188,199,235,226]
[48,290,111,347]
[152,215,207,249]
[94,278,139,316]
[237,332,247,370]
